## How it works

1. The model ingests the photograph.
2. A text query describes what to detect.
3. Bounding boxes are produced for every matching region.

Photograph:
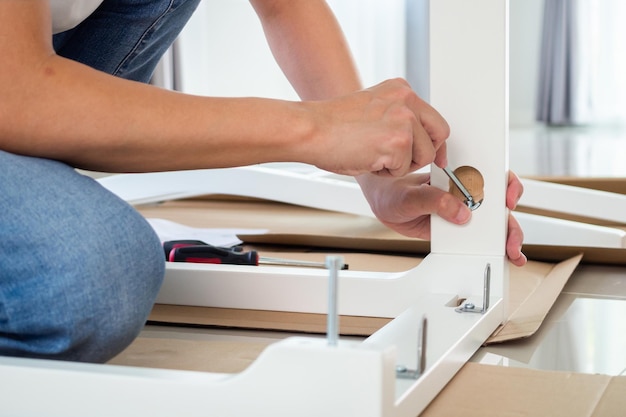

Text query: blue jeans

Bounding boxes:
[0,0,199,362]
[54,0,200,82]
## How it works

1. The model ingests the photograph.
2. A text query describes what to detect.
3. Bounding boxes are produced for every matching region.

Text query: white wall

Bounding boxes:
[176,0,406,99]
[176,0,297,99]
[509,0,544,127]
[174,0,544,126]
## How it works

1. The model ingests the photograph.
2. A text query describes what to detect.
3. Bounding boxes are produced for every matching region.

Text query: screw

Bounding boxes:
[396,365,408,373]
[443,166,482,211]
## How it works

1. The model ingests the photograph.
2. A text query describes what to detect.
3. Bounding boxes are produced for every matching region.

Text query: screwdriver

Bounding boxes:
[163,240,349,270]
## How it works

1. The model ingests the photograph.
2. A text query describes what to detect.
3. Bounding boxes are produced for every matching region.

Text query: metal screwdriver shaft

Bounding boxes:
[260,256,348,270]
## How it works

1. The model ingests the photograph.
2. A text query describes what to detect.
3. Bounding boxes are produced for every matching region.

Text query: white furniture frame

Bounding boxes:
[0,2,512,416]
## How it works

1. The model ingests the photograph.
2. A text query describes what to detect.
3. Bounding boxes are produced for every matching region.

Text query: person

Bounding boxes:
[0,0,526,363]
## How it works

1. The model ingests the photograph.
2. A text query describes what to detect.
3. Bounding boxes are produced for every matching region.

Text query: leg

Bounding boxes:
[0,151,165,362]
[53,0,201,82]
[3,0,198,362]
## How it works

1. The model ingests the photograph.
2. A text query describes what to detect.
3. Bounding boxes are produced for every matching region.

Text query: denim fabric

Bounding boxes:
[53,0,201,82]
[0,0,200,362]
[0,152,165,362]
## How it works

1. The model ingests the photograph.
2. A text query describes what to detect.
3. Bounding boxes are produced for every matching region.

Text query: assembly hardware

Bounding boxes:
[443,166,482,210]
[396,314,428,380]
[325,255,344,346]
[456,263,491,314]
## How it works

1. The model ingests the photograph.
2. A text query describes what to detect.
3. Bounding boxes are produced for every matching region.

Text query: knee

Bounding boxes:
[74,213,165,362]
[0,189,165,362]
[61,206,166,362]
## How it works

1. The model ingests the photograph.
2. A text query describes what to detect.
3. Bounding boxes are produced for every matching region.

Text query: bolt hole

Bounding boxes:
[445,296,466,307]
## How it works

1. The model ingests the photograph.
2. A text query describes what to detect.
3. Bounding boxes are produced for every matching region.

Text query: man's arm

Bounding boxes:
[250,0,449,172]
[0,1,312,172]
[250,0,361,100]
[250,0,526,265]
[1,0,431,176]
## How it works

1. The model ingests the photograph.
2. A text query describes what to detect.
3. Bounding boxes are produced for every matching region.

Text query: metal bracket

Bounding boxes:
[395,315,428,380]
[456,263,491,314]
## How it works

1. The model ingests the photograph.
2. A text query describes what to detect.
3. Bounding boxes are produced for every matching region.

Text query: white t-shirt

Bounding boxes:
[50,0,104,34]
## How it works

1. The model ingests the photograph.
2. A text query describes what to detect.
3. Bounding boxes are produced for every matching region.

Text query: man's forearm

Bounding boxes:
[2,54,317,173]
[251,0,363,99]
[0,0,324,173]
[2,1,434,178]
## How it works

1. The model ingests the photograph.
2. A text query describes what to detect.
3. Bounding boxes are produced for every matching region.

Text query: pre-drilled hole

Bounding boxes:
[445,296,466,307]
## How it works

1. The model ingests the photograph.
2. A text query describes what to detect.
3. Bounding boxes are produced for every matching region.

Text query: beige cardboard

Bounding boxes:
[421,362,625,417]
[109,337,269,373]
[149,303,391,336]
[486,253,582,344]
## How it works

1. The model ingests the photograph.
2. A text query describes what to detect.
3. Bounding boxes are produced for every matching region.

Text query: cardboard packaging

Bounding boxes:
[422,362,626,417]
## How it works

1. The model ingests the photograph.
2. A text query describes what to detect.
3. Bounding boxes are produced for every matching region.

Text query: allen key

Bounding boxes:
[455,263,491,314]
[443,167,482,211]
[396,315,428,380]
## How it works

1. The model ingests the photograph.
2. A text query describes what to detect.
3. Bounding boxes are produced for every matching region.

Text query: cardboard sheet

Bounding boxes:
[486,253,581,344]
[421,362,626,417]
[109,336,269,373]
[149,303,391,336]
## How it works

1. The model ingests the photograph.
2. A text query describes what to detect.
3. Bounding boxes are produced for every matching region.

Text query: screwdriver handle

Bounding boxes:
[162,240,208,259]
[168,245,259,266]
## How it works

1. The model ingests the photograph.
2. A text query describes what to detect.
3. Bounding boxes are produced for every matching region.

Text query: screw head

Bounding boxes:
[467,199,482,210]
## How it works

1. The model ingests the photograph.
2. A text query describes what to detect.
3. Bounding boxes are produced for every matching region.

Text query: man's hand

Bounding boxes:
[505,171,526,266]
[306,78,449,177]
[357,170,527,266]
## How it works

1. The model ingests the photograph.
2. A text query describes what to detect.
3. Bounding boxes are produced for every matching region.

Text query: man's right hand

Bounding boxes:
[305,78,450,177]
